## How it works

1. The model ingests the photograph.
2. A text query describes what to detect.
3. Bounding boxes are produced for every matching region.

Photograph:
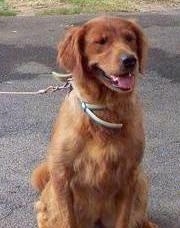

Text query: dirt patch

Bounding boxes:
[6,0,69,16]
[137,0,180,12]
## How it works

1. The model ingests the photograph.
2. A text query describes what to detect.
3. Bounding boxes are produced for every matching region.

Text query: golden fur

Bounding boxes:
[31,16,158,228]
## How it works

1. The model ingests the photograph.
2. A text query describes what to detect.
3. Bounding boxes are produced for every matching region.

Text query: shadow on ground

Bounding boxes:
[148,47,180,83]
[0,44,57,82]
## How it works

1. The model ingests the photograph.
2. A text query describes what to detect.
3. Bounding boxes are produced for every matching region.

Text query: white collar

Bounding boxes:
[52,71,123,129]
[79,100,123,129]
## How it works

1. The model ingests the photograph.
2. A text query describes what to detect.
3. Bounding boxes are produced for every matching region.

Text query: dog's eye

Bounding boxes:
[125,33,136,42]
[95,37,108,45]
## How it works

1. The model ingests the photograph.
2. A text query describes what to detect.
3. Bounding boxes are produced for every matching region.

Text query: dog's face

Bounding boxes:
[58,17,148,94]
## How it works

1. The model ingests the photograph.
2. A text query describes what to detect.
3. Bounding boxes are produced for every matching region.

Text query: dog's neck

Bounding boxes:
[71,75,138,131]
[72,75,137,111]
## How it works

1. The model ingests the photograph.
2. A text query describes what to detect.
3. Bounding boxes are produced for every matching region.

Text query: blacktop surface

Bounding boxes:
[0,10,180,228]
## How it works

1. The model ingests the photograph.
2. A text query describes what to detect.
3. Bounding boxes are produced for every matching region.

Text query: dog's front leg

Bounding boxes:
[50,164,77,228]
[115,193,134,228]
[115,176,137,228]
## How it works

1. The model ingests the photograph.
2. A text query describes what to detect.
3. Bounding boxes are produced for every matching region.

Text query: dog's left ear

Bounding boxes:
[57,26,84,75]
[129,20,148,74]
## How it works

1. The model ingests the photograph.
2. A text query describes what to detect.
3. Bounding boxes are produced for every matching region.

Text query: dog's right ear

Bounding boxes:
[57,27,84,74]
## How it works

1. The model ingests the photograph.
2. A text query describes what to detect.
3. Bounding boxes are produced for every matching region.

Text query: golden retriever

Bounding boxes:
[31,16,158,228]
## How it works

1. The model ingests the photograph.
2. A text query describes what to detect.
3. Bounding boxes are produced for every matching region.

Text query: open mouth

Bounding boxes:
[96,68,135,92]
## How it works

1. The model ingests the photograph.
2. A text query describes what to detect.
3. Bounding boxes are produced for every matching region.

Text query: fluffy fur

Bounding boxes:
[31,16,158,228]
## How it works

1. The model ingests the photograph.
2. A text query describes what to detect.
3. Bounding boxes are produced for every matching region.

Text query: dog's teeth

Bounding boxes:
[129,73,132,77]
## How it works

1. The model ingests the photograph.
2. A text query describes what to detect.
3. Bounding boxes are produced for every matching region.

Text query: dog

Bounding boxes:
[31,16,158,228]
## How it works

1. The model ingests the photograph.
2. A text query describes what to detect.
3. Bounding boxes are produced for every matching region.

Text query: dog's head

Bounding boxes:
[58,16,148,94]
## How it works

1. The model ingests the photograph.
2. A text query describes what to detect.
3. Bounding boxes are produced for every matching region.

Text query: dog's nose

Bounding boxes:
[121,54,137,69]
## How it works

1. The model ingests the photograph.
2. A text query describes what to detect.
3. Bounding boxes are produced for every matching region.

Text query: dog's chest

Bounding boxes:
[71,139,131,196]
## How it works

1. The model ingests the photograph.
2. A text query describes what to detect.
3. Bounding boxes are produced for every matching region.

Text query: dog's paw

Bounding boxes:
[35,201,49,228]
[143,221,159,228]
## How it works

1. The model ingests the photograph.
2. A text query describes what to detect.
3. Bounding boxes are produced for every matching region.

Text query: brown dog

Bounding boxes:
[31,16,158,228]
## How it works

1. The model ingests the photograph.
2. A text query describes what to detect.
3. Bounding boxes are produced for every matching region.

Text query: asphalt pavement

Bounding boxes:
[0,11,180,228]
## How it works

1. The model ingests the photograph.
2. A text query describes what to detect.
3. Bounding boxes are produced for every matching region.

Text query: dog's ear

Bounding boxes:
[57,26,84,74]
[129,20,148,74]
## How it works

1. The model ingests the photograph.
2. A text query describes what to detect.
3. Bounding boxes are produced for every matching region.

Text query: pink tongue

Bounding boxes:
[111,74,134,90]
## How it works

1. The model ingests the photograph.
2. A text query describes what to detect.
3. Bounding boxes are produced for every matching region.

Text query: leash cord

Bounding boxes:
[0,81,71,95]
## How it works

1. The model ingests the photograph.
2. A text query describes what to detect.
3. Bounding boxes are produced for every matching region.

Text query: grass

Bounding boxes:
[42,1,180,15]
[5,0,180,16]
[0,0,16,16]
[36,0,180,15]
[42,6,82,16]
[40,0,137,15]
